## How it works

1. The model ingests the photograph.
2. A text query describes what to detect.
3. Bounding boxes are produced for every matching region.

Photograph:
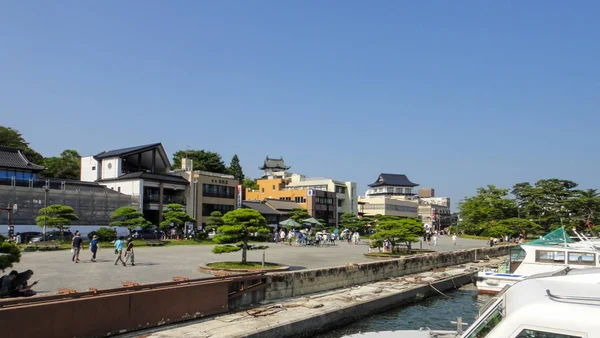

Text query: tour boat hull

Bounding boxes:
[476,271,526,294]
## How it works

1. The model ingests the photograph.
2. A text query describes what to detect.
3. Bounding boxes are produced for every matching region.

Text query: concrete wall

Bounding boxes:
[100,157,122,180]
[265,245,511,300]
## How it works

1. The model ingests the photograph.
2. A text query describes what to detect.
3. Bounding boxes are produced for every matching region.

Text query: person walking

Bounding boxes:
[89,235,99,262]
[452,233,457,245]
[433,232,438,247]
[114,236,126,266]
[71,231,83,263]
[124,239,135,266]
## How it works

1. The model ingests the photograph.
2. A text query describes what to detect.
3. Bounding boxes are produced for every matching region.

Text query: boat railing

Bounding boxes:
[546,289,600,302]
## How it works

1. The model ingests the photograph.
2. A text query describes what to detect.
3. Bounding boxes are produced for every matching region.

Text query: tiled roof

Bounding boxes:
[98,172,189,185]
[94,143,162,159]
[368,173,419,187]
[242,200,284,215]
[0,146,45,171]
[264,198,301,211]
[259,156,291,170]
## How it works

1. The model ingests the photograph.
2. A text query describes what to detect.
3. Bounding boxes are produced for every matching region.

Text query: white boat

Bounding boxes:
[349,268,600,338]
[476,227,600,294]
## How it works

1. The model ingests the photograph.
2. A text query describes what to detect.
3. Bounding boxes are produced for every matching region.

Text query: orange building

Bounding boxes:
[245,157,338,225]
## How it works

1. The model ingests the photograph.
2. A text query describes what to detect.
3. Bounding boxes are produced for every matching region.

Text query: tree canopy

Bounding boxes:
[35,204,79,236]
[212,209,270,263]
[206,211,224,230]
[0,126,43,164]
[172,150,227,173]
[287,208,311,224]
[370,218,424,253]
[458,179,600,237]
[0,235,21,272]
[159,204,196,234]
[40,149,81,179]
[227,154,244,183]
[110,206,152,236]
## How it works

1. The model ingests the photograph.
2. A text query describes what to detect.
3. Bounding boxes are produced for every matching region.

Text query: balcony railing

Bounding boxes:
[144,195,186,205]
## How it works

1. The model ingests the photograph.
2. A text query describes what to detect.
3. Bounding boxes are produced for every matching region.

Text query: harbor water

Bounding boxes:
[317,285,490,338]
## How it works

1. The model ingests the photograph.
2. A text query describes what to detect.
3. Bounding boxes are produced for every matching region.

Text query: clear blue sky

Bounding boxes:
[2,1,599,209]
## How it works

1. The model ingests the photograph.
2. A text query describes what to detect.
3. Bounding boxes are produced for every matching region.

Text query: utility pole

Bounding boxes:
[1,204,17,238]
[43,185,49,241]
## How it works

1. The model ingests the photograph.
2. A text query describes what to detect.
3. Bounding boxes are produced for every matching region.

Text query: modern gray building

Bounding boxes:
[0,146,137,226]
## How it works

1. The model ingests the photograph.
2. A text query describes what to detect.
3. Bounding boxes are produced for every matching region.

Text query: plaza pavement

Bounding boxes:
[10,235,487,294]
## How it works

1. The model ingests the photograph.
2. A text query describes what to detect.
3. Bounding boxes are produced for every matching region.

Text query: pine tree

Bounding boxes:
[228,154,244,183]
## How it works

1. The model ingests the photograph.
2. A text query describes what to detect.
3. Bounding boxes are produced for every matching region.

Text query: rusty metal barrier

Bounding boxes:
[0,272,267,338]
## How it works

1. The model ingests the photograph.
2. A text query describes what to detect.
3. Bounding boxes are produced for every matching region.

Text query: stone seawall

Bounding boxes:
[265,245,511,300]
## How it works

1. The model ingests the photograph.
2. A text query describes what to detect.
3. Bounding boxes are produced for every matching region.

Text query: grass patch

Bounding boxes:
[206,261,283,269]
[458,234,490,240]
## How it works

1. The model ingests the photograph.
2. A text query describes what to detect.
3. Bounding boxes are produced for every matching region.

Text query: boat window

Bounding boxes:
[514,328,582,337]
[464,305,503,338]
[535,250,566,263]
[567,252,595,266]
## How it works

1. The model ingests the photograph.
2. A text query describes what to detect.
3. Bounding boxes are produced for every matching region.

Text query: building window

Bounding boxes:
[272,185,275,190]
[202,184,235,199]
[279,197,291,201]
[202,203,235,216]
[117,187,121,193]
[338,200,343,207]
[295,197,306,203]
[335,186,346,194]
[92,166,96,170]
[261,188,264,193]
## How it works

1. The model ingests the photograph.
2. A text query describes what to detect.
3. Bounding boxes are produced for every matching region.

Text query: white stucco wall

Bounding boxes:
[80,156,98,182]
[101,180,143,209]
[100,157,122,180]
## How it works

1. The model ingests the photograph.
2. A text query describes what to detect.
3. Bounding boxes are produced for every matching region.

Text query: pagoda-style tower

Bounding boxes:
[259,156,291,178]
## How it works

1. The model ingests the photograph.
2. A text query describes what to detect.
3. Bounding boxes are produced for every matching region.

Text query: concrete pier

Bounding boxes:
[124,259,500,338]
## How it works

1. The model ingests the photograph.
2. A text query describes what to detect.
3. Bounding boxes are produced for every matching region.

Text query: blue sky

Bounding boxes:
[1,1,599,208]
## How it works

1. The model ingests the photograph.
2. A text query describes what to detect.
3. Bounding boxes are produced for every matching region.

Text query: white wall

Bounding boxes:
[101,180,143,209]
[80,156,98,182]
[100,157,122,180]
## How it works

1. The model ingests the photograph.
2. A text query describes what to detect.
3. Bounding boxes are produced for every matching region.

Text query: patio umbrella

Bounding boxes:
[302,217,322,225]
[279,218,301,228]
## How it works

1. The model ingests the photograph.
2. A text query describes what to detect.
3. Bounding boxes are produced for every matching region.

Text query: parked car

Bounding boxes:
[30,230,74,243]
[18,231,43,243]
[132,229,160,240]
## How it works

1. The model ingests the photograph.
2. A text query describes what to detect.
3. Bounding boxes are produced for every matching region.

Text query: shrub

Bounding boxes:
[88,228,117,242]
[195,231,209,240]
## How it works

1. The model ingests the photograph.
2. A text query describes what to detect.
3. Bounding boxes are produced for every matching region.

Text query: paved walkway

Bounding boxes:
[10,235,486,294]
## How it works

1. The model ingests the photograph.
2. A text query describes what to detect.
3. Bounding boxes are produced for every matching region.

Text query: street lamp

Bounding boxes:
[43,185,49,241]
[1,204,18,238]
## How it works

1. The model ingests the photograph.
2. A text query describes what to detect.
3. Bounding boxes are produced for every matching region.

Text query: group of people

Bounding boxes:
[70,231,135,266]
[273,228,363,246]
[0,269,37,298]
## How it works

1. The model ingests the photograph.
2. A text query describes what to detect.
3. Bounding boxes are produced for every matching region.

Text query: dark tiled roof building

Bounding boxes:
[365,173,419,197]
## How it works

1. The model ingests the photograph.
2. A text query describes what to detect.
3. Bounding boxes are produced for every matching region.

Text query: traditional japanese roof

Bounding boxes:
[368,173,419,188]
[259,156,291,171]
[94,143,164,159]
[97,172,189,185]
[242,200,285,215]
[263,198,301,211]
[0,146,45,172]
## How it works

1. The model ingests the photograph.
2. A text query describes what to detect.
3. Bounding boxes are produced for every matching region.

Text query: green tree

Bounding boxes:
[370,218,424,253]
[110,206,152,237]
[206,211,224,231]
[87,227,117,242]
[480,222,513,239]
[459,185,517,227]
[35,204,79,238]
[572,189,600,229]
[40,149,81,179]
[227,154,244,183]
[212,209,270,263]
[340,213,368,234]
[0,235,21,272]
[242,178,259,190]
[287,208,310,224]
[172,150,227,173]
[512,179,578,232]
[0,126,43,164]
[498,218,543,239]
[159,204,196,236]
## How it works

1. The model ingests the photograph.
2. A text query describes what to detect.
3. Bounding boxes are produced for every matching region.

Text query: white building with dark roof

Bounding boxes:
[80,143,189,225]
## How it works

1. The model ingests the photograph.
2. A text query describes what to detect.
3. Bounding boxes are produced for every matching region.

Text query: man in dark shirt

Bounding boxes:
[71,231,83,263]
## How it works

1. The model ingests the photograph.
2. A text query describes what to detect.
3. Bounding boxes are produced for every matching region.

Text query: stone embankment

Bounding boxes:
[128,258,502,338]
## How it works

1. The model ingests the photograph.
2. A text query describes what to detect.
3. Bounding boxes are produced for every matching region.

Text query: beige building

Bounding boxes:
[358,195,419,218]
[178,159,238,228]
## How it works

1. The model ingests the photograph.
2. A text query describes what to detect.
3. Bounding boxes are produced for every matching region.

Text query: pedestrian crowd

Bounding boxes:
[272,228,363,247]
[69,231,136,267]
